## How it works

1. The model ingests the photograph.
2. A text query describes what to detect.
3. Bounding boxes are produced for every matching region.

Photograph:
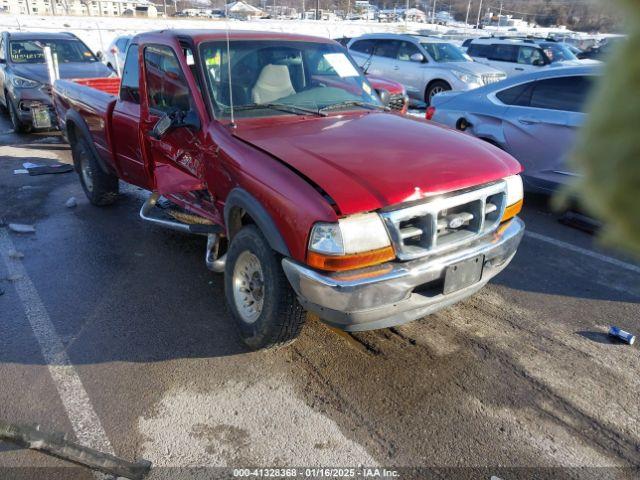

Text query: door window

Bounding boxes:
[119,44,139,103]
[488,44,518,63]
[467,43,491,58]
[144,44,192,113]
[0,37,5,61]
[517,46,544,65]
[529,76,592,112]
[350,39,376,55]
[396,41,420,61]
[375,40,400,59]
[496,82,534,106]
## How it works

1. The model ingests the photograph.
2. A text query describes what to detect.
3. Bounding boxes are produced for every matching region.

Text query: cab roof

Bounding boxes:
[132,29,335,46]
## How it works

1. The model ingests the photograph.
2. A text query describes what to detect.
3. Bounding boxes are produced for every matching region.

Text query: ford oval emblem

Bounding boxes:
[448,216,465,229]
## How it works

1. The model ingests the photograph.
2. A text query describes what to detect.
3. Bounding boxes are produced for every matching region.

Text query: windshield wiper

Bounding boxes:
[319,101,389,113]
[228,103,327,117]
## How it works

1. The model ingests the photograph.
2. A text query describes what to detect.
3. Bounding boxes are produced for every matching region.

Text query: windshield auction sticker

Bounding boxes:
[323,53,359,78]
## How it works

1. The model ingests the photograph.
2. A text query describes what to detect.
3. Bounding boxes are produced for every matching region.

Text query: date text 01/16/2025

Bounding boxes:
[232,468,400,478]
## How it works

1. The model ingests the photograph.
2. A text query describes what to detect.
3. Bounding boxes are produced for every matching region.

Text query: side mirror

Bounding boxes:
[151,110,200,140]
[410,53,425,63]
[0,58,5,64]
[96,51,104,61]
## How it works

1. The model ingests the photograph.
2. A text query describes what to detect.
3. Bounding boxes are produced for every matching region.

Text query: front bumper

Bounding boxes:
[282,217,524,331]
[12,87,56,128]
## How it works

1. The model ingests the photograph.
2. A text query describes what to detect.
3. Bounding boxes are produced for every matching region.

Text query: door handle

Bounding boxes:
[518,117,542,125]
[519,117,567,127]
[515,67,524,71]
[393,65,399,70]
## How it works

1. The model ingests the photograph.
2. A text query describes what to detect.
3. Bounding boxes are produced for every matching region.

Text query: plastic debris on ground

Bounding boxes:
[8,223,35,234]
[13,169,29,175]
[65,197,77,208]
[8,251,24,259]
[609,326,636,345]
[22,161,73,176]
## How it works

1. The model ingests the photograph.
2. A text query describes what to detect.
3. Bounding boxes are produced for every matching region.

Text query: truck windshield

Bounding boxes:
[9,39,98,64]
[200,40,381,118]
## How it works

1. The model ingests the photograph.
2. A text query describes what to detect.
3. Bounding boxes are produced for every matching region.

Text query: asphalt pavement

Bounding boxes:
[0,114,638,480]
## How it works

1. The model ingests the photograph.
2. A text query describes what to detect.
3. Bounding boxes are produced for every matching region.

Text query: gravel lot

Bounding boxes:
[0,114,638,480]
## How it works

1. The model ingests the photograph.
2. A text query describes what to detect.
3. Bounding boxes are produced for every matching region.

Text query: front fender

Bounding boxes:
[224,188,291,257]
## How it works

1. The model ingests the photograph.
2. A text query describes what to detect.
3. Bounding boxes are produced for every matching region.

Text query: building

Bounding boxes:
[1,0,158,16]
[225,1,264,20]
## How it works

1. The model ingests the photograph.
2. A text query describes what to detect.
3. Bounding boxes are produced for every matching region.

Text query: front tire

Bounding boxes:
[8,96,30,133]
[73,136,119,206]
[425,81,451,106]
[225,225,306,350]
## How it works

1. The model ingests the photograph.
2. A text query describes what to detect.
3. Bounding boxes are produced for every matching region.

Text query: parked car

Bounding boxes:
[465,37,598,77]
[53,30,524,349]
[0,31,114,132]
[367,74,408,113]
[102,35,132,74]
[426,65,600,194]
[347,33,507,105]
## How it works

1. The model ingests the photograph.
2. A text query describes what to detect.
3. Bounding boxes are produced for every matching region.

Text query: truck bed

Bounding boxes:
[53,77,120,170]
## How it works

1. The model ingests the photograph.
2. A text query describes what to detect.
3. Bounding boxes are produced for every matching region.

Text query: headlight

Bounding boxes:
[308,213,395,271]
[452,70,481,85]
[12,76,41,89]
[501,175,524,222]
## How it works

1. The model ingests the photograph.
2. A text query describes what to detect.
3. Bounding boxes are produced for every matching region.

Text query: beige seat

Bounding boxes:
[252,64,295,104]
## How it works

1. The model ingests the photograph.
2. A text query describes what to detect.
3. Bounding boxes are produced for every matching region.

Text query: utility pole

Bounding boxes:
[315,0,319,20]
[475,0,483,29]
[499,0,503,17]
[431,0,436,24]
[464,0,471,29]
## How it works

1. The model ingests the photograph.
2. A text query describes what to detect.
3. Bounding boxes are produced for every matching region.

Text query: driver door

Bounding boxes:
[141,43,205,195]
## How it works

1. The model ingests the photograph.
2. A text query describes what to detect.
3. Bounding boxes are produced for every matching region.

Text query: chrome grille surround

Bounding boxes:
[482,73,506,85]
[388,93,408,112]
[380,181,507,261]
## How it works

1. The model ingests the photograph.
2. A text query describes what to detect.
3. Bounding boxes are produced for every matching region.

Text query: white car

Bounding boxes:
[102,35,131,75]
[347,33,507,105]
[465,37,599,77]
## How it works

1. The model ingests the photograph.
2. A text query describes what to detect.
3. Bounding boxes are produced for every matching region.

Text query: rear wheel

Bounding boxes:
[73,136,119,206]
[425,81,451,106]
[7,96,30,133]
[225,225,306,350]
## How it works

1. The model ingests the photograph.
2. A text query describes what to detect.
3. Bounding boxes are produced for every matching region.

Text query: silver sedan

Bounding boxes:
[427,65,600,193]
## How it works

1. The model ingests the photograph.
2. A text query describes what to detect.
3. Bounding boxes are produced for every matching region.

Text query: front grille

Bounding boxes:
[481,73,506,85]
[380,182,507,260]
[388,93,407,112]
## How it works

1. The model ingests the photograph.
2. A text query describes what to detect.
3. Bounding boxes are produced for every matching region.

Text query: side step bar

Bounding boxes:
[139,192,222,235]
[139,193,227,273]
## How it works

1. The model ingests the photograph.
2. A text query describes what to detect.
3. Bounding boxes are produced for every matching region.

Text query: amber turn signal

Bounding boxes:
[501,199,523,223]
[307,246,396,272]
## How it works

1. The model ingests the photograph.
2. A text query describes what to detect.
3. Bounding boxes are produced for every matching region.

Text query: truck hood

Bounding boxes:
[233,112,521,215]
[10,62,113,85]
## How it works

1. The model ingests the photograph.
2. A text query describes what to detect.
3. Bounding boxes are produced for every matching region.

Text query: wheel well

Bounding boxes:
[226,206,256,240]
[425,79,450,97]
[66,120,78,146]
[479,137,504,150]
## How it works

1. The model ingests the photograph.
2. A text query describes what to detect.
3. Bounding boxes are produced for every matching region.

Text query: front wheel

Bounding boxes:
[8,96,30,133]
[225,225,306,349]
[425,81,451,106]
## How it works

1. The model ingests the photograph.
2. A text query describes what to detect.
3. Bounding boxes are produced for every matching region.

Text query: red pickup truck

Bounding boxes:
[53,30,525,349]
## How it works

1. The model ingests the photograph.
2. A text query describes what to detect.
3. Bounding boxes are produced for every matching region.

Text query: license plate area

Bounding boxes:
[443,255,484,295]
[32,106,51,129]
